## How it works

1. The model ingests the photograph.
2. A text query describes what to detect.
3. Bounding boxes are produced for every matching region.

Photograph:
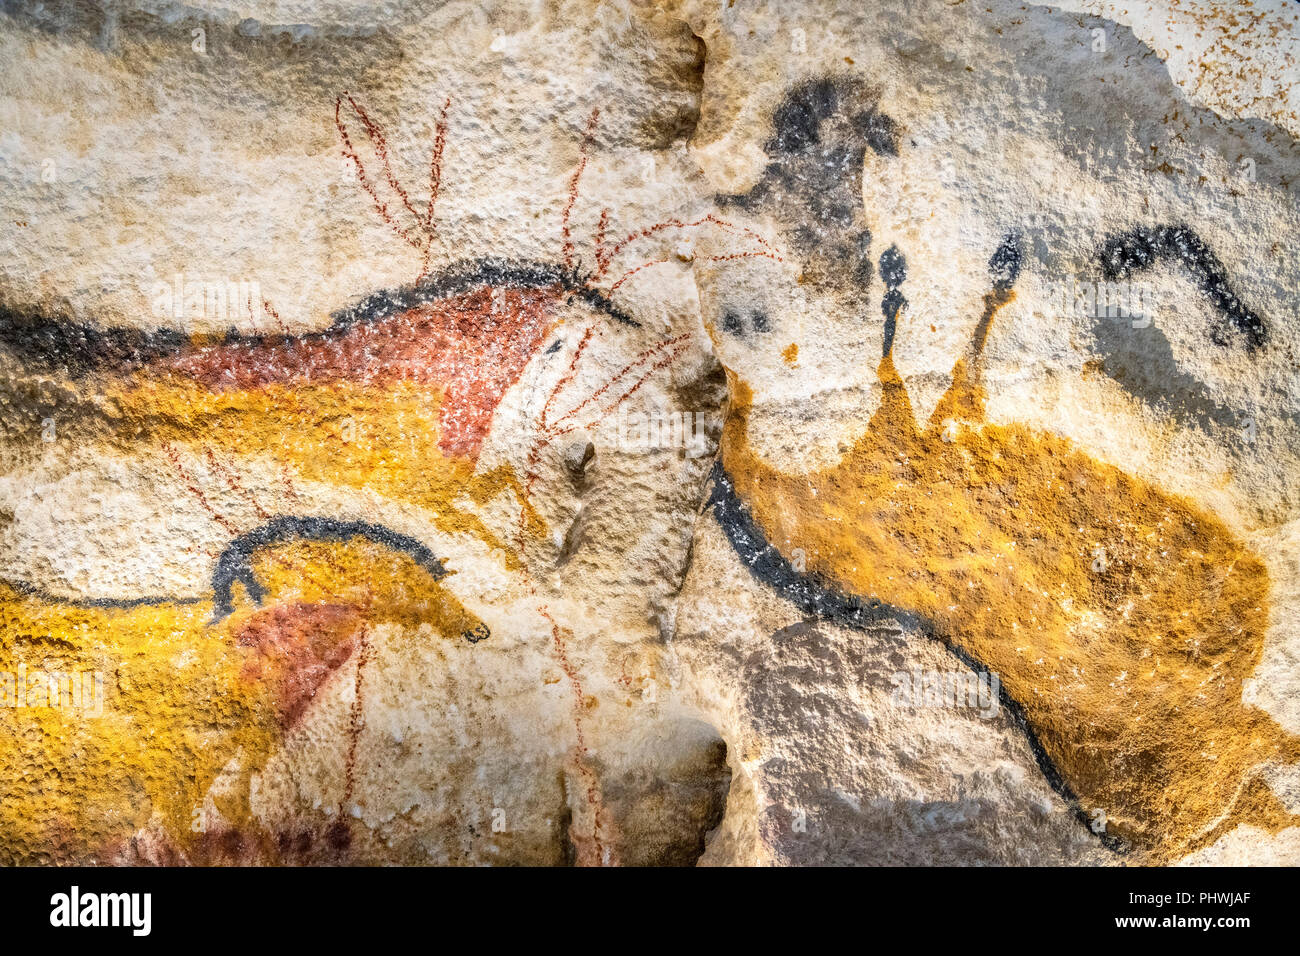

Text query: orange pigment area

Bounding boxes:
[103,375,545,569]
[162,284,560,460]
[721,294,1300,860]
[0,538,489,864]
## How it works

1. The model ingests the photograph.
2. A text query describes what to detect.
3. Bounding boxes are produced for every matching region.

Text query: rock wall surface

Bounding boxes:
[0,0,1296,865]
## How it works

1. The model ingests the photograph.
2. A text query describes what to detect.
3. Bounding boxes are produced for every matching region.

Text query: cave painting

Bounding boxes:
[0,94,775,864]
[1,60,1290,864]
[706,81,1297,861]
[0,250,556,860]
[0,532,487,862]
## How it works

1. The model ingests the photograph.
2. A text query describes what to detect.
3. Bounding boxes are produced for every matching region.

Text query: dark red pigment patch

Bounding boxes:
[325,818,353,851]
[162,284,561,459]
[236,602,366,730]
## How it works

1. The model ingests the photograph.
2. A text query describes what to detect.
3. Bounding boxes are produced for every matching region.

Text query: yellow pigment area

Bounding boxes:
[105,376,544,564]
[721,306,1300,860]
[0,537,486,864]
[244,537,487,637]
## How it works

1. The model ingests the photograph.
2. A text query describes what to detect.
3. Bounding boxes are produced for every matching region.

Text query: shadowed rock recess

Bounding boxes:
[0,0,1298,866]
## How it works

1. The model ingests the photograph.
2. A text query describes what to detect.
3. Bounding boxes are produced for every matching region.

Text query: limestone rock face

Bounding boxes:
[0,0,1296,865]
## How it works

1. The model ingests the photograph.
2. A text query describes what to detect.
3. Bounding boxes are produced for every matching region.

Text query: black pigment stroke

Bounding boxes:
[209,515,452,623]
[0,258,636,378]
[879,244,907,356]
[0,576,203,610]
[326,257,637,333]
[0,316,188,379]
[988,231,1024,292]
[718,76,900,301]
[1099,225,1267,349]
[720,308,771,337]
[705,463,919,630]
[3,516,481,640]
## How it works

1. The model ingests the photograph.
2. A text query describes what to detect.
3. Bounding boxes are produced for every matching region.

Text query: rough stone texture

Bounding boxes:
[0,0,1296,865]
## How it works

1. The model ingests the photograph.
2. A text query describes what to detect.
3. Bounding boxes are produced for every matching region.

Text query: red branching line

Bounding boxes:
[164,443,240,537]
[190,443,372,800]
[261,298,291,338]
[538,607,587,749]
[166,443,333,604]
[599,212,783,277]
[606,259,668,292]
[547,333,690,430]
[516,493,609,862]
[603,213,715,264]
[704,250,782,266]
[711,215,782,256]
[562,108,600,271]
[335,92,453,280]
[512,331,692,867]
[205,448,272,521]
[513,335,699,870]
[582,343,688,430]
[417,97,452,283]
[279,463,302,507]
[512,326,697,865]
[537,604,611,859]
[344,93,423,227]
[594,208,611,275]
[336,97,425,253]
[539,323,597,431]
[520,333,693,515]
[542,341,689,446]
[609,250,781,292]
[342,589,375,809]
[424,98,451,231]
[588,210,785,295]
[181,543,221,561]
[205,452,334,596]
